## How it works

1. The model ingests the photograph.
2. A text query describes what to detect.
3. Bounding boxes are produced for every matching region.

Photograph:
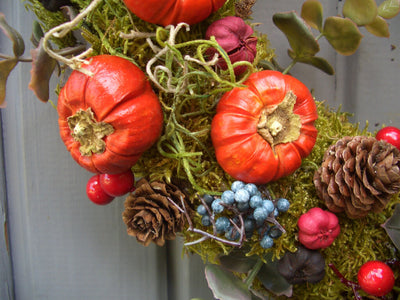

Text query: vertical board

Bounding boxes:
[0,2,168,300]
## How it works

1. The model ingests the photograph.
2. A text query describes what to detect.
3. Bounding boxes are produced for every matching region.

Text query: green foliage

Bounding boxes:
[273,0,400,74]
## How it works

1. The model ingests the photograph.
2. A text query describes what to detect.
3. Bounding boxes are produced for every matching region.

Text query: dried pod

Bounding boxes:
[205,16,257,75]
[298,207,340,249]
[277,246,326,285]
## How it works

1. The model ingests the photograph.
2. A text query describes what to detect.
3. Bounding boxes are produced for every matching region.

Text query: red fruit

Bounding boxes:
[86,174,115,205]
[99,170,135,197]
[357,261,395,297]
[297,207,340,249]
[376,126,400,151]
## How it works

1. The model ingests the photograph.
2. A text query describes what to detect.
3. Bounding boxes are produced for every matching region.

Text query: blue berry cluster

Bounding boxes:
[196,180,291,249]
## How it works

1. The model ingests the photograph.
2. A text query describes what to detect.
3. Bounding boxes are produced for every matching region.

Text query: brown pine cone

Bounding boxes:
[314,136,400,218]
[122,178,188,246]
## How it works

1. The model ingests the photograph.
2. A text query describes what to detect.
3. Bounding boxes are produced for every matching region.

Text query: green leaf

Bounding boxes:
[28,38,57,102]
[323,16,363,56]
[382,204,400,251]
[378,0,400,19]
[205,264,252,300]
[0,12,25,57]
[301,0,324,31]
[256,254,293,297]
[342,0,378,26]
[218,250,259,273]
[273,11,320,57]
[365,16,390,37]
[30,20,44,48]
[288,50,334,75]
[0,58,18,108]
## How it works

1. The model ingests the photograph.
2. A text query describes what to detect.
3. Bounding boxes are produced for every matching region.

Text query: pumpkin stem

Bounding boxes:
[257,91,301,148]
[67,108,114,156]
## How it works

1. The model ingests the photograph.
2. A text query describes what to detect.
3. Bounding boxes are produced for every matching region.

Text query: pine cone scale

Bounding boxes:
[314,136,400,218]
[122,178,188,246]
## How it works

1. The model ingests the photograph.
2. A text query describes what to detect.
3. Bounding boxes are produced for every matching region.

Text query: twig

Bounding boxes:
[42,0,103,74]
[166,196,244,247]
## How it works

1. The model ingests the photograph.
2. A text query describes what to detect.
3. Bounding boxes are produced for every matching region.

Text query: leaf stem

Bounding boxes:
[282,59,297,75]
[244,258,264,288]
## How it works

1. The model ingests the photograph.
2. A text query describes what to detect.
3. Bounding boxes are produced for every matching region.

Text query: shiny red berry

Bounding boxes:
[99,170,135,197]
[86,174,115,205]
[376,126,400,151]
[357,261,395,297]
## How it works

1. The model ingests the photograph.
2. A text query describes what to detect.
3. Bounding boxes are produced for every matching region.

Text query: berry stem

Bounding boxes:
[328,263,362,300]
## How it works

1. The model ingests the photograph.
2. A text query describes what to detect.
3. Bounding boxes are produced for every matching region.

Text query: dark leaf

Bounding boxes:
[273,11,320,58]
[301,0,324,31]
[288,50,334,75]
[205,264,252,300]
[0,58,18,108]
[28,38,57,102]
[218,249,259,273]
[342,0,378,26]
[378,0,400,19]
[0,13,25,57]
[256,253,293,297]
[38,0,73,12]
[323,16,363,56]
[382,203,400,251]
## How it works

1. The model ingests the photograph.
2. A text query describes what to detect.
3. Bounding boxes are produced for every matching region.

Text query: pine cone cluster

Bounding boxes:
[122,178,188,246]
[314,136,400,218]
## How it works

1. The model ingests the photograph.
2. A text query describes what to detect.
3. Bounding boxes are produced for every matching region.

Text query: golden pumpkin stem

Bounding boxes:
[67,108,114,156]
[257,91,301,148]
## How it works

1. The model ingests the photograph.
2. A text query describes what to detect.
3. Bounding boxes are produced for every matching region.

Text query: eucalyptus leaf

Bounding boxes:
[0,12,25,57]
[205,264,252,300]
[0,58,18,108]
[28,38,57,102]
[301,0,324,31]
[272,11,320,58]
[378,0,400,19]
[256,254,293,297]
[30,20,44,48]
[365,16,390,37]
[288,50,334,75]
[382,203,400,251]
[342,0,378,26]
[218,250,259,273]
[323,16,363,56]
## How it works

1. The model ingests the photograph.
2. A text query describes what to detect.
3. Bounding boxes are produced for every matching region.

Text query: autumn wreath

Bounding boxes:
[2,0,400,298]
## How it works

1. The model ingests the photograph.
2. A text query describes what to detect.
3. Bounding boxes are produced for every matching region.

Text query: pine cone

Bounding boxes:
[122,178,188,246]
[314,136,400,218]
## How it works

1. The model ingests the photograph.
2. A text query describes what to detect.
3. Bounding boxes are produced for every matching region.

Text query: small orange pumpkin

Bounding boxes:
[57,55,163,174]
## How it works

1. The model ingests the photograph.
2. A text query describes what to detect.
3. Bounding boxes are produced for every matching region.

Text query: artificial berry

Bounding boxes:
[357,261,395,297]
[99,170,135,197]
[376,126,400,151]
[86,175,115,205]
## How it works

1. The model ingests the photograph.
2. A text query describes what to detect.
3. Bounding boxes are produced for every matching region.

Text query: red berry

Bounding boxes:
[86,174,115,205]
[376,126,400,151]
[99,170,135,197]
[357,261,395,297]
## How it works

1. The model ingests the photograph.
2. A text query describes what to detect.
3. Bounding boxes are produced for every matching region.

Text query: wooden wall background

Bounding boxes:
[0,0,399,299]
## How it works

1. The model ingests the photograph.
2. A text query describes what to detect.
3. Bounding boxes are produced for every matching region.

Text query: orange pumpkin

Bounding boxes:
[57,55,163,174]
[123,0,227,26]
